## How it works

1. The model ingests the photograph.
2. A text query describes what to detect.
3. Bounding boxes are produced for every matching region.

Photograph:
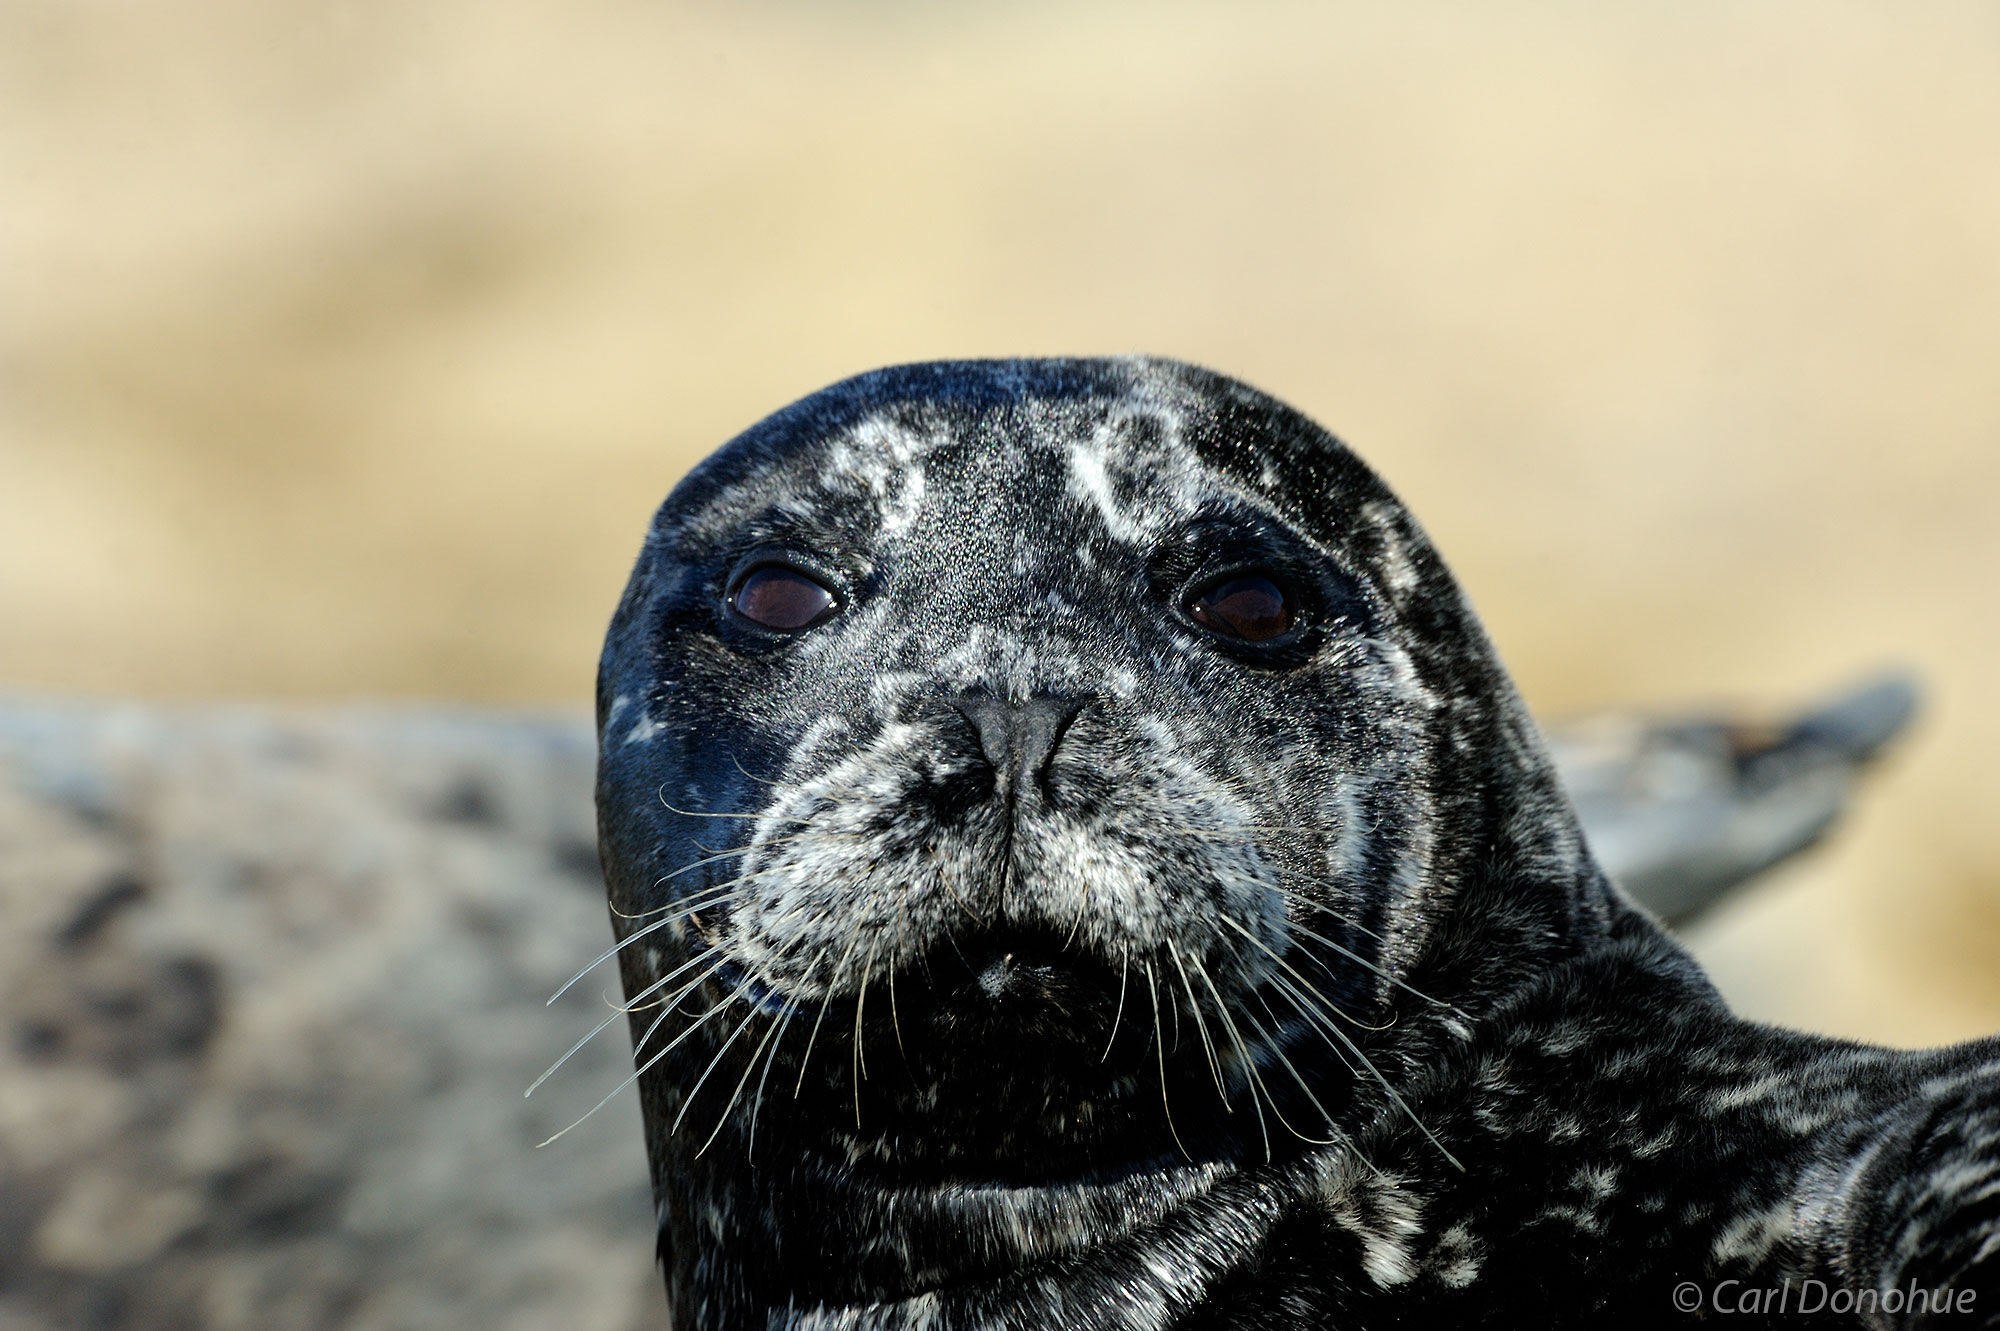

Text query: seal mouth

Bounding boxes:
[927,926,1126,1043]
[959,928,1103,999]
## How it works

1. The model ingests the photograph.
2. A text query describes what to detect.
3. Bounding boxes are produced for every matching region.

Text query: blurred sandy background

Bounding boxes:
[4,1,1998,1045]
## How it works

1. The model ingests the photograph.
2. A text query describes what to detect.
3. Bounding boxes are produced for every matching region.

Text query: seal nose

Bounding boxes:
[951,691,1088,798]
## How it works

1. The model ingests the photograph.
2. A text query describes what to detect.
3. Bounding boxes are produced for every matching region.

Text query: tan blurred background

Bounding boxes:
[5,1,1998,1044]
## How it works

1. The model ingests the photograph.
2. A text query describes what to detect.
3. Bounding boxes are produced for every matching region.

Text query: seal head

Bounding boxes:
[594,359,2000,1328]
[597,359,1612,1297]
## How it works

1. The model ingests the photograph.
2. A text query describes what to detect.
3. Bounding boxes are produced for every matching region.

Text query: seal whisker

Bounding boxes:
[1149,821,1393,946]
[535,963,739,1149]
[1182,944,1271,1161]
[1236,991,1344,1147]
[729,752,791,789]
[1262,974,1362,1080]
[669,978,764,1138]
[552,909,687,1003]
[851,958,874,1129]
[930,847,990,927]
[612,859,792,925]
[688,983,780,1143]
[1258,986,1393,1187]
[645,844,764,891]
[1237,902,1402,1033]
[625,957,733,1059]
[1061,887,1092,952]
[557,882,746,1002]
[565,859,811,997]
[1224,919,1462,1170]
[596,949,722,1036]
[1148,836,1384,942]
[794,928,863,1099]
[609,886,729,924]
[530,946,725,1096]
[1268,967,1460,1169]
[744,999,797,1163]
[641,827,868,900]
[657,787,815,825]
[1143,959,1194,1162]
[888,902,910,1062]
[694,1002,788,1159]
[1259,908,1459,1017]
[1167,941,1233,1110]
[1266,871,1390,942]
[1100,948,1131,1063]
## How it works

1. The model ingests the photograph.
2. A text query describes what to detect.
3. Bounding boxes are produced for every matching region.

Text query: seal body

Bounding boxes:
[595,359,2000,1327]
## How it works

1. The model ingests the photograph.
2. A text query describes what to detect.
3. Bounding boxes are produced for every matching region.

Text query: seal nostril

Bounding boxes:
[1016,696,1085,790]
[949,691,1089,796]
[952,692,1013,773]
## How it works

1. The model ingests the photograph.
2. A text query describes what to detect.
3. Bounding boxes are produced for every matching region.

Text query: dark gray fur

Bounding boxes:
[595,359,2000,1327]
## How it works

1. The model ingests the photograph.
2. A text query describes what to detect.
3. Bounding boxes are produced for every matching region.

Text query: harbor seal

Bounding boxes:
[593,359,2000,1327]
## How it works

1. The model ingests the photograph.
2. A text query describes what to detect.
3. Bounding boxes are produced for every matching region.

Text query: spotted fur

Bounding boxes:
[595,359,2000,1328]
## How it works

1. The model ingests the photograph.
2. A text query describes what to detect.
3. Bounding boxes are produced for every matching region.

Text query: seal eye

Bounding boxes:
[1188,574,1294,642]
[728,566,838,632]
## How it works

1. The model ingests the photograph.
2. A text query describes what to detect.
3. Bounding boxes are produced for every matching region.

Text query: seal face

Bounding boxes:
[595,360,2000,1328]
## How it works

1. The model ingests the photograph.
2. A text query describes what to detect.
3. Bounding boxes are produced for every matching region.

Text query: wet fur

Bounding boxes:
[594,359,2000,1327]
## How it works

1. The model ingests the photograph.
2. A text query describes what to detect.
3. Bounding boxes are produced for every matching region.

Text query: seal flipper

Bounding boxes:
[1550,671,1920,924]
